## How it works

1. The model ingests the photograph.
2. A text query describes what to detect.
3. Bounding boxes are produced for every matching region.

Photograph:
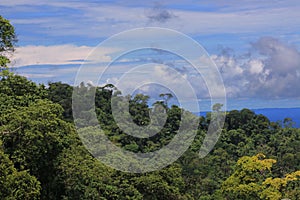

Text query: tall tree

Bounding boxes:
[0,15,17,69]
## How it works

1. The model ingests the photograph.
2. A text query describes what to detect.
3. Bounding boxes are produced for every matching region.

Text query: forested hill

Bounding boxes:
[0,75,299,200]
[254,108,300,128]
[196,107,300,128]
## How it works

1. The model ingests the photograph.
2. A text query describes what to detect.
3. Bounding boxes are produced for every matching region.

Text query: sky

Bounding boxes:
[1,0,300,111]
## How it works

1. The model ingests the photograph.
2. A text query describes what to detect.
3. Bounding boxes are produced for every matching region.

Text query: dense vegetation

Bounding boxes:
[0,15,299,200]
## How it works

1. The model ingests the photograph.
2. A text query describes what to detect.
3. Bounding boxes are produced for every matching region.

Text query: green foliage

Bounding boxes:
[0,72,47,116]
[47,82,73,122]
[0,99,79,199]
[0,140,41,199]
[55,144,143,200]
[130,164,189,200]
[0,56,10,67]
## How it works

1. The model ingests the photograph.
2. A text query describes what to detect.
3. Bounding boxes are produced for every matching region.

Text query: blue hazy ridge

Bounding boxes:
[195,107,300,128]
[252,108,300,128]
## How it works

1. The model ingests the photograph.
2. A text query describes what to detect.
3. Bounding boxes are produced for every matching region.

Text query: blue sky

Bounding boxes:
[1,0,300,110]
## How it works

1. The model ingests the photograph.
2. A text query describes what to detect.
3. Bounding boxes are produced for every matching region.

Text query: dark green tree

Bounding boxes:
[0,140,41,199]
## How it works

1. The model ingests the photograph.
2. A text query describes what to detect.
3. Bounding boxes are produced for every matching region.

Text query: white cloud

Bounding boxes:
[248,59,264,74]
[21,73,56,79]
[9,45,117,67]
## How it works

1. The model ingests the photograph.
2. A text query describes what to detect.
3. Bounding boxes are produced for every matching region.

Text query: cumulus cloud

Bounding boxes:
[248,37,300,98]
[253,37,300,75]
[213,37,300,98]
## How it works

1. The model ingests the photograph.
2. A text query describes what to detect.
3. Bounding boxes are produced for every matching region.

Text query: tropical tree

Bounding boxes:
[159,93,173,109]
[0,15,17,69]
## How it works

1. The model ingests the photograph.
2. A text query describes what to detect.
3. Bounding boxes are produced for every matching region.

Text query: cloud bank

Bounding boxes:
[11,37,300,101]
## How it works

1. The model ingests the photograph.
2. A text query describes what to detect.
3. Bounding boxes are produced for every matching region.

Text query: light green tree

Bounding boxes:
[221,153,300,200]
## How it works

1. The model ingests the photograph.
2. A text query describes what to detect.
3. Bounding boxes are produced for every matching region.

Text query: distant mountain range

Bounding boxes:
[195,107,300,128]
